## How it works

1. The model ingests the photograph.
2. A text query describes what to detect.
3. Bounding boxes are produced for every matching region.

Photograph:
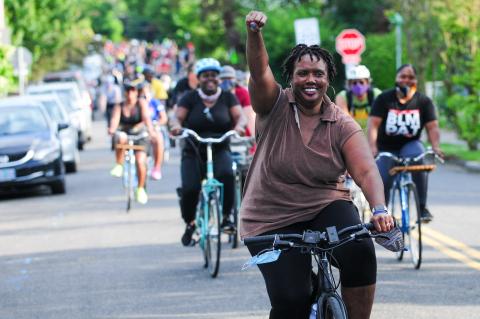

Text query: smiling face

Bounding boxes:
[198,70,220,95]
[291,55,329,109]
[396,66,417,88]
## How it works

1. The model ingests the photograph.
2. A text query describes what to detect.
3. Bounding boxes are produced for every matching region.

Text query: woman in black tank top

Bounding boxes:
[108,82,156,204]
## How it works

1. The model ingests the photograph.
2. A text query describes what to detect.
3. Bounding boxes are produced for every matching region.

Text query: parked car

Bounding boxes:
[43,70,93,112]
[0,98,66,194]
[28,94,80,173]
[27,82,92,150]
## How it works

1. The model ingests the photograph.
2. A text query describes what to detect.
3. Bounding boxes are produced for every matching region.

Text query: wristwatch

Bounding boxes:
[372,204,388,215]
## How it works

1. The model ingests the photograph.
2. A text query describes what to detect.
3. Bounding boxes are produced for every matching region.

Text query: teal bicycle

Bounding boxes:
[175,128,245,277]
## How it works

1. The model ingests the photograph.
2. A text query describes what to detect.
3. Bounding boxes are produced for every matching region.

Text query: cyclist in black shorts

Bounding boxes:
[241,11,394,319]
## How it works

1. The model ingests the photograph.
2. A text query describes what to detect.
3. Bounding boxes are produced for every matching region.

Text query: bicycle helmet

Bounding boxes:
[346,65,371,80]
[219,65,236,79]
[194,58,221,76]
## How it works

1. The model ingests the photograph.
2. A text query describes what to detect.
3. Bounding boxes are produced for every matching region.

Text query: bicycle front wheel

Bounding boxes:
[230,173,242,249]
[204,192,221,278]
[389,186,404,261]
[318,294,347,319]
[406,183,422,269]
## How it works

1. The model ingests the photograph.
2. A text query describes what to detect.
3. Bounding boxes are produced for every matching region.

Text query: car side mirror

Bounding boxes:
[58,123,69,131]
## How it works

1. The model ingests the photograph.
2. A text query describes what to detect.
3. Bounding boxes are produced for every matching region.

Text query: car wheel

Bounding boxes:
[51,179,66,194]
[65,161,77,173]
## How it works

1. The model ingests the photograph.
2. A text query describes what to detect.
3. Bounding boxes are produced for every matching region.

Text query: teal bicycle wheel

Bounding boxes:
[204,192,221,278]
[406,183,422,269]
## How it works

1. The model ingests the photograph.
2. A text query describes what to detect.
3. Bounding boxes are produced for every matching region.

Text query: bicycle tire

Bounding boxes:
[125,161,133,213]
[230,173,242,249]
[388,186,404,261]
[406,183,422,269]
[318,294,348,319]
[205,192,221,278]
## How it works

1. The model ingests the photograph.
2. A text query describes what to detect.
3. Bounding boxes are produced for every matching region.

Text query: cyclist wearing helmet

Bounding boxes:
[335,65,382,128]
[143,65,168,103]
[108,81,156,204]
[170,57,247,246]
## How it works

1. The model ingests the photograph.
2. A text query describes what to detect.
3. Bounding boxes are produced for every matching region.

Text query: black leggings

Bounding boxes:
[180,147,234,224]
[247,200,376,319]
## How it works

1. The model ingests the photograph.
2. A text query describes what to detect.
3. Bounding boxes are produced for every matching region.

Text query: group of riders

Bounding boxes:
[102,10,443,319]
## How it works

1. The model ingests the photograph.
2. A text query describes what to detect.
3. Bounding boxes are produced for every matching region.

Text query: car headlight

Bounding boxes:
[33,141,61,162]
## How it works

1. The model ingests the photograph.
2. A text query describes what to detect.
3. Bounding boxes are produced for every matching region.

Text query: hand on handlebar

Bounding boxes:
[170,125,183,136]
[432,146,445,160]
[246,11,267,32]
[370,211,395,233]
[234,125,246,137]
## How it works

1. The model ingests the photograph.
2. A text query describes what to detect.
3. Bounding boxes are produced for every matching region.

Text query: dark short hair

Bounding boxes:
[282,44,337,83]
[396,64,417,76]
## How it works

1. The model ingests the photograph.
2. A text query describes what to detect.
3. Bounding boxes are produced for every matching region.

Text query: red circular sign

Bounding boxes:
[335,29,365,64]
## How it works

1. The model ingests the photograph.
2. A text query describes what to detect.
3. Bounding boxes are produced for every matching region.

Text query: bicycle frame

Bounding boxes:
[197,141,224,248]
[390,171,413,234]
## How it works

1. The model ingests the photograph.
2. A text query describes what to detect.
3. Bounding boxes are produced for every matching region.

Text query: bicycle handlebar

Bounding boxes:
[376,148,444,164]
[172,128,247,144]
[243,223,375,246]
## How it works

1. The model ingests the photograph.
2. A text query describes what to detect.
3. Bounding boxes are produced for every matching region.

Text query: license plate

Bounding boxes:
[0,168,16,182]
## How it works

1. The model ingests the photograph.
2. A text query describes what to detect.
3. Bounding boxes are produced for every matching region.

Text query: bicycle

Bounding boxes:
[376,148,444,269]
[228,136,254,249]
[244,223,398,319]
[345,176,370,223]
[115,132,148,212]
[173,128,244,277]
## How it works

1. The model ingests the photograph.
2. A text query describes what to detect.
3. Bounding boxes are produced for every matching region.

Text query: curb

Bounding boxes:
[445,158,480,174]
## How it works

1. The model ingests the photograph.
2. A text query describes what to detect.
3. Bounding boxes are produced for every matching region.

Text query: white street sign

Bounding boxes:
[294,18,320,46]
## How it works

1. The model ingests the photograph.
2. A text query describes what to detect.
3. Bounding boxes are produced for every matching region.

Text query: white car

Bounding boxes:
[27,82,92,150]
[28,94,80,173]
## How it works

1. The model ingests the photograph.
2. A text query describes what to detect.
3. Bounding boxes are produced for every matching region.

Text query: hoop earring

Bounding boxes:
[327,85,336,97]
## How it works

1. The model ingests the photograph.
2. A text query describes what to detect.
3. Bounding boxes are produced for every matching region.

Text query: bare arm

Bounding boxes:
[245,11,279,116]
[425,120,444,158]
[158,110,168,126]
[343,132,393,232]
[170,105,189,135]
[108,104,121,135]
[367,116,382,156]
[230,104,247,135]
[335,94,349,114]
[243,105,256,136]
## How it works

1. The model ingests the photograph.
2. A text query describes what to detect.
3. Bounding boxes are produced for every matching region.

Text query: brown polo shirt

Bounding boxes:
[240,87,362,238]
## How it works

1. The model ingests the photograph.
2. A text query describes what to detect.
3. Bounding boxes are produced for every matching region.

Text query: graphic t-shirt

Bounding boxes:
[370,88,437,151]
[178,89,239,151]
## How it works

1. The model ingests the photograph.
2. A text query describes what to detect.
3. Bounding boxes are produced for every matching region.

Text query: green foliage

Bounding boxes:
[355,32,397,91]
[445,53,480,150]
[4,0,95,79]
[0,45,18,96]
[80,0,126,42]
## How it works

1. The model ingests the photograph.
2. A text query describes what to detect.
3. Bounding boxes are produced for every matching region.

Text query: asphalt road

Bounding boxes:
[1,120,479,319]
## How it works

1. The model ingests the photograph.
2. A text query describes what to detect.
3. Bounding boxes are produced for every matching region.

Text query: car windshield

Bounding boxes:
[39,100,67,123]
[29,88,77,112]
[0,107,49,135]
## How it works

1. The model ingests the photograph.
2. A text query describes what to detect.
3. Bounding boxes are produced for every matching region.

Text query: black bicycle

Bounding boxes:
[244,223,401,319]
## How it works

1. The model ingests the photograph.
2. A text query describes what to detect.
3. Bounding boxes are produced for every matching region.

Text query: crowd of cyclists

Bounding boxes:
[93,10,444,318]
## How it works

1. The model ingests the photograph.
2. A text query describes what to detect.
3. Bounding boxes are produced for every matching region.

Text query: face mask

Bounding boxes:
[395,83,410,98]
[242,249,281,270]
[351,83,369,97]
[220,79,235,91]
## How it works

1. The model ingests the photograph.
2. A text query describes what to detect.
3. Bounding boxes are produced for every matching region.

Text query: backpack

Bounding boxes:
[346,88,375,115]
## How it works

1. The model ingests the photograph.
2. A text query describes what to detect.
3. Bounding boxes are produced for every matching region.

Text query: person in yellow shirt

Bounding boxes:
[143,65,168,103]
[335,65,381,129]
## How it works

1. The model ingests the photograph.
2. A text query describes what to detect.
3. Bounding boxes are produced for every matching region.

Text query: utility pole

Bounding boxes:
[389,12,403,70]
